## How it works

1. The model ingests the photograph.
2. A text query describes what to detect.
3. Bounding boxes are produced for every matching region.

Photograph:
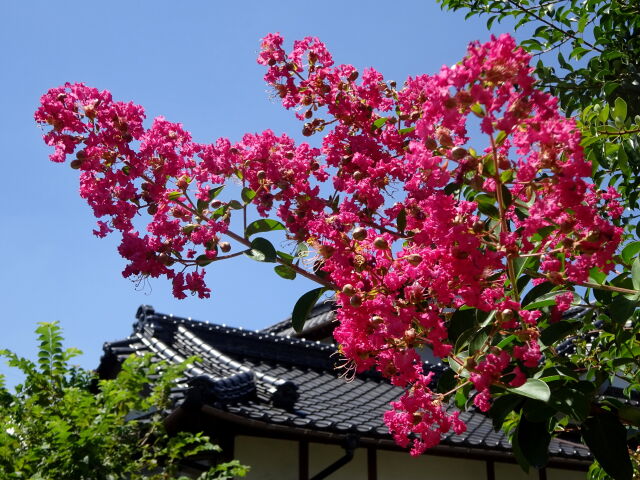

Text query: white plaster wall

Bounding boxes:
[235,436,298,480]
[547,468,587,480]
[495,462,538,479]
[378,450,485,480]
[234,435,588,480]
[309,443,366,480]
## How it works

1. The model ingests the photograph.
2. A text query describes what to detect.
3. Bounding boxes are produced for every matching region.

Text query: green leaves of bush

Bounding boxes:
[0,322,248,480]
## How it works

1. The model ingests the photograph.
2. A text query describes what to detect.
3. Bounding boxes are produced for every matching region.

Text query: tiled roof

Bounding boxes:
[99,305,592,464]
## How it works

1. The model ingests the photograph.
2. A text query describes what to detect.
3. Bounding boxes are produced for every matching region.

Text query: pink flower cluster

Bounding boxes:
[37,33,622,456]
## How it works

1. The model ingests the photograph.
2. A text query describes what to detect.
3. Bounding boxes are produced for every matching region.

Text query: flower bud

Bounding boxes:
[349,294,363,307]
[373,237,389,249]
[352,227,367,241]
[424,138,438,150]
[450,146,467,160]
[342,284,356,296]
[176,175,189,190]
[219,241,231,253]
[406,254,423,266]
[70,159,82,169]
[257,170,267,180]
[499,309,514,323]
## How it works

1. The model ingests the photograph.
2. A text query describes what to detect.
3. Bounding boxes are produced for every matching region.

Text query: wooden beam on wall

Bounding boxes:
[299,440,309,480]
[486,460,495,480]
[367,447,377,480]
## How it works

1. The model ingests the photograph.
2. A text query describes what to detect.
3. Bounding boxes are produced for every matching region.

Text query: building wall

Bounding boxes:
[234,435,587,480]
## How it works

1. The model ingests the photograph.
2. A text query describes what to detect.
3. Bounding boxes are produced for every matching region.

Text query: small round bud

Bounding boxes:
[450,146,467,160]
[176,175,189,190]
[348,70,359,82]
[352,227,367,241]
[219,241,231,253]
[70,159,82,169]
[424,138,438,150]
[147,204,158,215]
[499,309,514,323]
[257,170,267,180]
[373,237,389,250]
[406,254,423,266]
[472,221,485,234]
[342,284,356,296]
[349,294,363,307]
[370,315,384,326]
[353,171,364,181]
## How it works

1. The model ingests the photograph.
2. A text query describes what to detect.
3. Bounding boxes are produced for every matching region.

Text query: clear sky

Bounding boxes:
[0,0,522,387]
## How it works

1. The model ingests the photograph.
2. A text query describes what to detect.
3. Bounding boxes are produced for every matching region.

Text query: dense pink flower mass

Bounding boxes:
[37,33,622,455]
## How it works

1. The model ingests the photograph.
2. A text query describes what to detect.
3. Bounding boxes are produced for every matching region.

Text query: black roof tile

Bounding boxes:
[99,305,593,463]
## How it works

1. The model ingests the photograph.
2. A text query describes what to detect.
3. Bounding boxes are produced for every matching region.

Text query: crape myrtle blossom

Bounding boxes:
[36,33,622,456]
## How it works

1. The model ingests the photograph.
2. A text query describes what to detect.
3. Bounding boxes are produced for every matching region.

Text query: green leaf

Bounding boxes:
[581,413,633,480]
[245,219,286,238]
[521,281,554,307]
[632,258,640,290]
[241,187,256,204]
[488,394,523,431]
[244,237,277,263]
[548,387,589,421]
[613,97,627,123]
[274,264,296,280]
[167,191,182,200]
[277,250,294,264]
[195,254,214,267]
[523,290,576,310]
[208,185,224,200]
[398,127,415,135]
[227,200,243,210]
[507,378,551,402]
[292,288,327,333]
[372,117,388,129]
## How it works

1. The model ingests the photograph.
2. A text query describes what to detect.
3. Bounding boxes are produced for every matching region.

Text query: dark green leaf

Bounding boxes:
[227,200,243,210]
[515,416,550,469]
[397,207,406,233]
[540,321,578,346]
[292,288,327,333]
[447,309,476,345]
[609,295,638,323]
[581,413,633,480]
[195,254,214,267]
[548,387,589,421]
[244,237,277,263]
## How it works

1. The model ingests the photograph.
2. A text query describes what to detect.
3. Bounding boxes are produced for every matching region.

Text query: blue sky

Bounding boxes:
[0,0,521,386]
